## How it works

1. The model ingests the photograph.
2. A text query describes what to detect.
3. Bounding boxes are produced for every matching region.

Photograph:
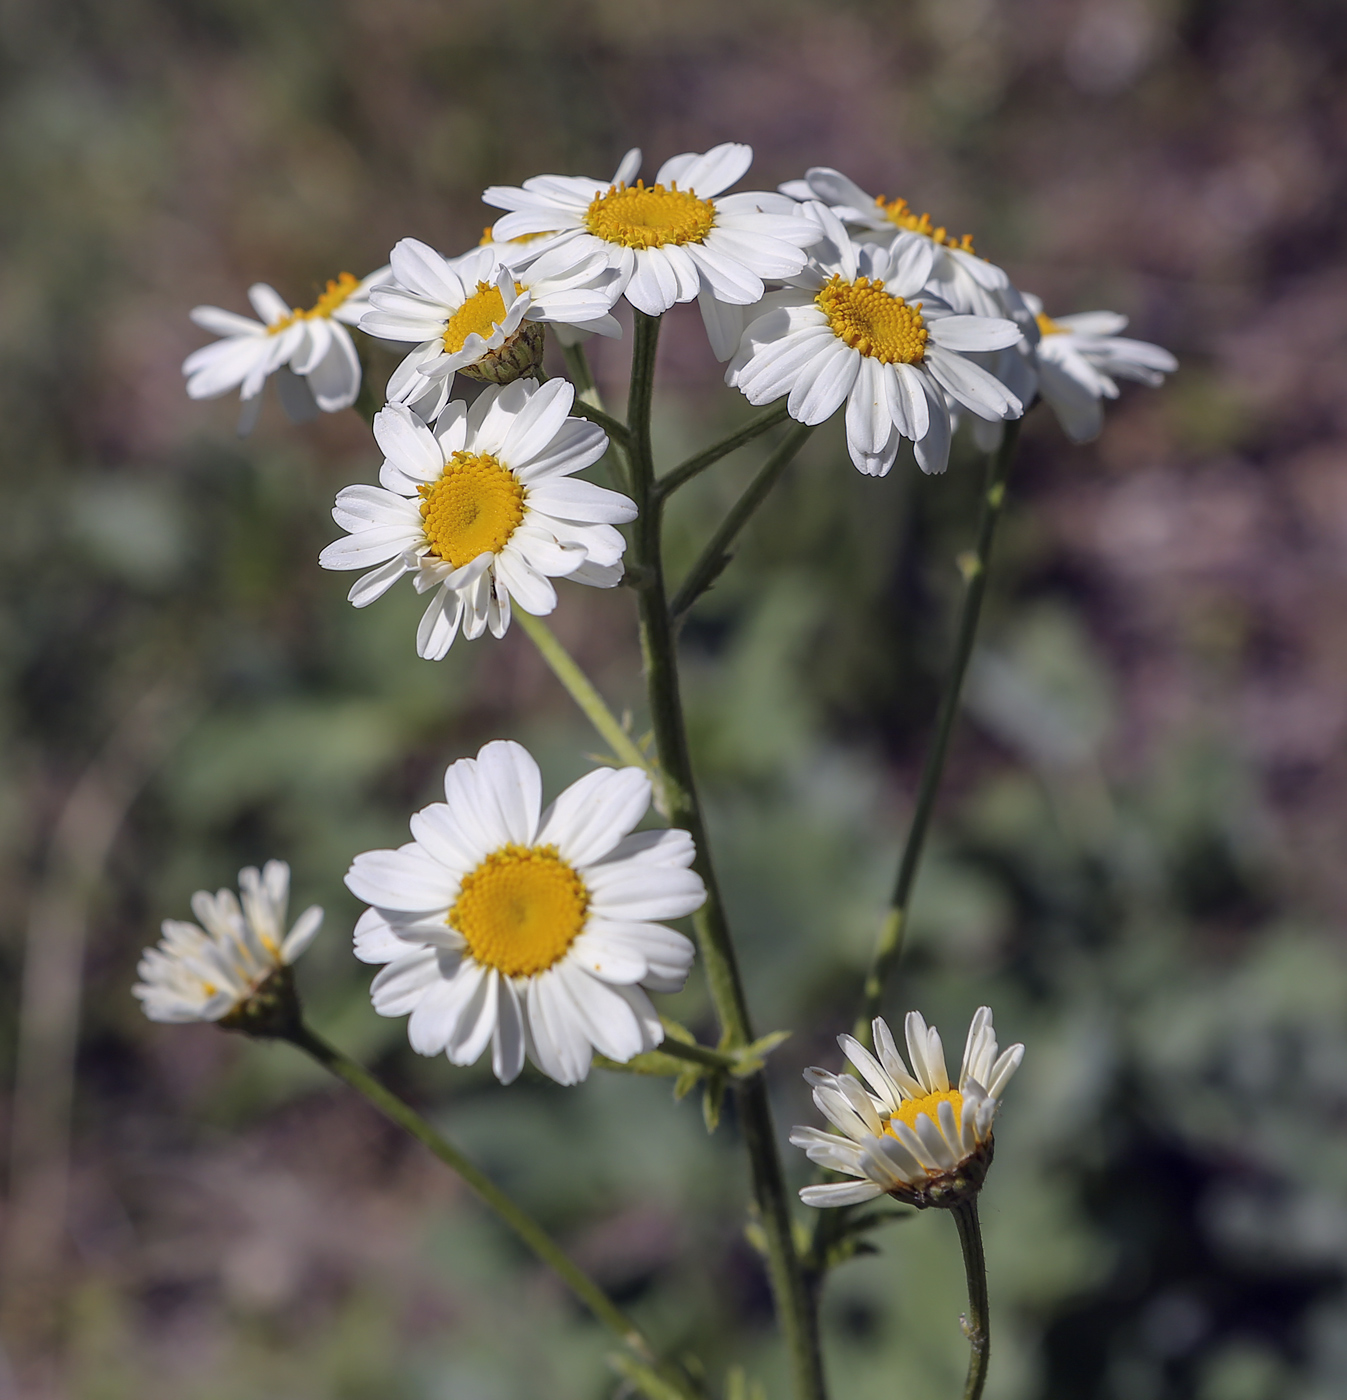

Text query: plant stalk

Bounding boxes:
[952,1199,990,1400]
[854,420,1022,1044]
[656,402,791,498]
[624,309,827,1400]
[286,1021,700,1399]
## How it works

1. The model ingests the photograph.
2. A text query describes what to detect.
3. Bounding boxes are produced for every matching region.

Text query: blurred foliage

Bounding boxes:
[4,1,1347,1399]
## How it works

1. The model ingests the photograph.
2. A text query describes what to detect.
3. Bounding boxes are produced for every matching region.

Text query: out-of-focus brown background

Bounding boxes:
[3,1,1347,1397]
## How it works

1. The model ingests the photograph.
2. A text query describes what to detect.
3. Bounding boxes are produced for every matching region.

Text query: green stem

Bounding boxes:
[669,424,813,622]
[624,309,827,1400]
[286,1021,700,1398]
[563,341,604,410]
[952,1200,990,1400]
[656,1037,737,1073]
[854,420,1022,1045]
[569,399,631,449]
[655,402,791,499]
[512,610,652,777]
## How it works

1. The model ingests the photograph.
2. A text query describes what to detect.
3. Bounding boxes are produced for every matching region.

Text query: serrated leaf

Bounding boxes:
[702,1073,726,1133]
[672,1066,702,1101]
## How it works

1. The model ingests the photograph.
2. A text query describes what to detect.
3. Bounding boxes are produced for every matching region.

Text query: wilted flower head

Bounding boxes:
[792,1008,1023,1210]
[134,861,322,1031]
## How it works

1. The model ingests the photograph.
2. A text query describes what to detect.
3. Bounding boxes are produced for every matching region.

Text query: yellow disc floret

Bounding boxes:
[443,280,526,356]
[268,272,360,334]
[886,1088,965,1139]
[816,275,929,364]
[584,181,716,249]
[876,197,976,254]
[1035,311,1065,337]
[418,451,525,568]
[451,844,590,977]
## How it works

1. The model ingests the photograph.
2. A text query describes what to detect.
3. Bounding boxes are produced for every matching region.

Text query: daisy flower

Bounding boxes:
[359,238,623,405]
[727,205,1024,476]
[318,379,634,660]
[482,143,819,322]
[1025,292,1178,442]
[347,740,705,1086]
[183,268,388,433]
[134,861,322,1025]
[780,168,1022,321]
[791,1009,1024,1210]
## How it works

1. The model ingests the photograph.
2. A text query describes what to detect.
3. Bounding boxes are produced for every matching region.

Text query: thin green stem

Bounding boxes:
[669,424,813,622]
[854,420,1022,1045]
[512,610,652,777]
[655,1037,737,1072]
[655,402,791,499]
[952,1200,990,1400]
[286,1021,700,1399]
[563,341,604,410]
[624,309,827,1400]
[570,398,631,449]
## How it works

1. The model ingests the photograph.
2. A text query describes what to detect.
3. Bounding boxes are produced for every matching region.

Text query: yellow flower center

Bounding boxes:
[584,181,716,249]
[418,451,525,568]
[451,844,590,977]
[1035,311,1065,337]
[885,1088,964,1138]
[479,226,552,248]
[267,272,360,334]
[876,196,976,254]
[816,275,929,364]
[442,280,527,356]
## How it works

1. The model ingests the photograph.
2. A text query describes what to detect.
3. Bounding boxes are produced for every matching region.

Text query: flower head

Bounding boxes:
[319,379,634,659]
[728,205,1023,476]
[780,167,1017,320]
[360,239,622,404]
[1025,293,1178,442]
[182,268,389,433]
[347,740,705,1086]
[483,144,819,320]
[791,1008,1023,1210]
[134,861,322,1027]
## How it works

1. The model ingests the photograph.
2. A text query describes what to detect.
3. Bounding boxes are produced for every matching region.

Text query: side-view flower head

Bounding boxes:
[482,143,820,328]
[134,860,322,1025]
[359,238,623,405]
[347,740,706,1086]
[182,268,389,433]
[1025,292,1178,443]
[318,378,634,660]
[780,166,1020,320]
[728,204,1024,476]
[791,1008,1023,1210]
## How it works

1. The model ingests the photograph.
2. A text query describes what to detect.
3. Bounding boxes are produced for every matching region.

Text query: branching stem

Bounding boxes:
[656,402,791,498]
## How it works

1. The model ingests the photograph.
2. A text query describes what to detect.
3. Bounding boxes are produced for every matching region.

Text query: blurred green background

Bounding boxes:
[4,1,1347,1398]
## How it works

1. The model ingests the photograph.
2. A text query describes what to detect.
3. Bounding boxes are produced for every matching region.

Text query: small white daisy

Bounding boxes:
[780,167,1017,320]
[359,239,623,404]
[318,379,634,660]
[482,143,820,320]
[134,861,322,1024]
[791,1009,1023,1210]
[347,740,705,1086]
[183,268,389,433]
[1025,293,1178,442]
[728,205,1023,476]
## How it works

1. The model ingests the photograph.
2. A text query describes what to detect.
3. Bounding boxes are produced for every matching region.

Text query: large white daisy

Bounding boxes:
[780,167,1019,320]
[347,741,705,1086]
[319,380,633,659]
[727,205,1024,476]
[183,268,388,433]
[791,1009,1024,1209]
[359,239,623,404]
[1025,293,1178,442]
[482,143,819,320]
[134,861,323,1024]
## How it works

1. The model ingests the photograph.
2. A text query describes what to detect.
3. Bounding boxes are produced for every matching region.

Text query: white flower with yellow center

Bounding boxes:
[183,268,388,433]
[347,741,705,1086]
[728,205,1024,476]
[482,143,819,320]
[792,1009,1023,1210]
[318,379,634,660]
[780,168,1023,321]
[133,861,322,1024]
[1025,292,1178,443]
[359,239,623,403]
